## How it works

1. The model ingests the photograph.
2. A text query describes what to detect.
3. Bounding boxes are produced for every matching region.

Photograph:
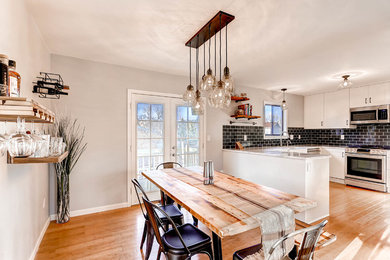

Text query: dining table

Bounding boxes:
[142,166,317,260]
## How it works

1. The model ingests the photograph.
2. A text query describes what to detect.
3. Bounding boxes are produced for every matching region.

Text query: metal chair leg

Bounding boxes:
[140,221,147,249]
[193,216,199,227]
[145,222,154,260]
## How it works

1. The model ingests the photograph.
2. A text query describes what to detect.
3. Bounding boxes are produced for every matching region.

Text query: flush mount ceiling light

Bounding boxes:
[281,88,288,111]
[183,11,235,114]
[339,75,352,89]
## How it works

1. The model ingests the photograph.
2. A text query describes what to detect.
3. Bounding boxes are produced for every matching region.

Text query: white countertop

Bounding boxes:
[223,146,331,160]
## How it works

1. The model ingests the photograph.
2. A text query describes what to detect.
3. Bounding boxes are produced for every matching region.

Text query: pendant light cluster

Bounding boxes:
[183,11,235,115]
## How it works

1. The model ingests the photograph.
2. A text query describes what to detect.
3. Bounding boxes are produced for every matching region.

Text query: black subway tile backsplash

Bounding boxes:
[222,124,390,149]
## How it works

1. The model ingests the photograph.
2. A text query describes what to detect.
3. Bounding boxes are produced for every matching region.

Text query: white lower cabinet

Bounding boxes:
[322,147,345,183]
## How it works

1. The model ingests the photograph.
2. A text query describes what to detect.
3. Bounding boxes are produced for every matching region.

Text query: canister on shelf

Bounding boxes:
[8,60,21,97]
[0,54,9,96]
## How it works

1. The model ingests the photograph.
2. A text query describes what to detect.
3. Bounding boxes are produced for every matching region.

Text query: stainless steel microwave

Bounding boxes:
[350,105,390,124]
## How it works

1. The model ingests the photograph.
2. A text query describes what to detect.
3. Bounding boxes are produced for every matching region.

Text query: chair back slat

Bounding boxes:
[297,221,327,260]
[156,162,182,170]
[131,179,149,219]
[142,198,166,251]
[142,198,191,255]
[267,220,328,260]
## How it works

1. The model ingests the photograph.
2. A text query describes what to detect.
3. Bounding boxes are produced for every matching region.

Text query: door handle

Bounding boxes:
[346,119,348,126]
[321,121,323,126]
[365,98,367,104]
[369,97,372,103]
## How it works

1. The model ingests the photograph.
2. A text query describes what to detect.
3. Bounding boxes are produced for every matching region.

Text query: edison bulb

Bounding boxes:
[204,69,215,89]
[183,84,195,103]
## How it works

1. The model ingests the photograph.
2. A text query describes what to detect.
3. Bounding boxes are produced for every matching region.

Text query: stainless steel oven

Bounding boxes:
[350,104,390,124]
[345,148,387,192]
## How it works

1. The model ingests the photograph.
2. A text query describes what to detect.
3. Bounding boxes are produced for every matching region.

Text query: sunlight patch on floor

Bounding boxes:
[335,237,363,260]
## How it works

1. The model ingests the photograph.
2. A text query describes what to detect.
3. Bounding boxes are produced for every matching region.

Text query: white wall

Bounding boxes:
[50,54,304,214]
[0,0,51,259]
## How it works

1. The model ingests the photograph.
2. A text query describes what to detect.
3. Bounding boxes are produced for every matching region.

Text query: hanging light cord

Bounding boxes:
[203,41,205,76]
[196,36,199,90]
[226,22,228,68]
[214,26,216,77]
[189,46,191,85]
[219,14,222,81]
[208,24,211,70]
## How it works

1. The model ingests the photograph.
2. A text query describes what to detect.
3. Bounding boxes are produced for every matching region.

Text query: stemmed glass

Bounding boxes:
[0,121,11,156]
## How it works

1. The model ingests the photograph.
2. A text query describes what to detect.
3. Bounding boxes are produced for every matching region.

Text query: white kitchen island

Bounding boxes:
[222,147,330,224]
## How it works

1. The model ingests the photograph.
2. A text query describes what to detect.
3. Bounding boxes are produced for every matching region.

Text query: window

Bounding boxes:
[176,106,200,167]
[264,103,287,138]
[136,103,164,175]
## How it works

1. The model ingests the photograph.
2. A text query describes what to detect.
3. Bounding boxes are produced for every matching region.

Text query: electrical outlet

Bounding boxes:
[340,135,345,140]
[244,135,247,141]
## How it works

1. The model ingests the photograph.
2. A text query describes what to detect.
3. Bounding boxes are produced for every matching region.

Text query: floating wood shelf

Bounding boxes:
[231,96,250,102]
[0,97,55,123]
[7,151,68,164]
[230,115,261,120]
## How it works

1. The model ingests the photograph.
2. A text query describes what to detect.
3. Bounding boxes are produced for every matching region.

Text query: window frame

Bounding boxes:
[263,101,288,139]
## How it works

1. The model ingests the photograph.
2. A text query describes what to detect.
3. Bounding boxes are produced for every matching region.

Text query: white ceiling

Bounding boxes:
[27,0,390,95]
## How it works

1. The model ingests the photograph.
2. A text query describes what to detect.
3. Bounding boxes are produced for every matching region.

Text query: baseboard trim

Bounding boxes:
[50,202,129,221]
[29,217,50,260]
[330,177,345,184]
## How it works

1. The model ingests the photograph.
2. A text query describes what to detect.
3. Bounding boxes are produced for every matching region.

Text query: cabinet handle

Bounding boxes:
[365,98,367,104]
[369,97,372,103]
[346,120,348,126]
[321,121,323,126]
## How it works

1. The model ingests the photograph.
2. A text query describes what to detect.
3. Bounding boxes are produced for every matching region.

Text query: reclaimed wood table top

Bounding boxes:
[142,166,317,238]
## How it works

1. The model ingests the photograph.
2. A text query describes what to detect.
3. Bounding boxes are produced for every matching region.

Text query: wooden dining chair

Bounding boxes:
[143,197,213,260]
[156,162,199,227]
[132,179,184,260]
[233,220,329,260]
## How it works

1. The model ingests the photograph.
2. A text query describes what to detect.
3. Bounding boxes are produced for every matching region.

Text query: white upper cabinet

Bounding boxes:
[324,89,350,128]
[304,93,324,129]
[350,86,369,108]
[350,82,390,107]
[369,82,390,106]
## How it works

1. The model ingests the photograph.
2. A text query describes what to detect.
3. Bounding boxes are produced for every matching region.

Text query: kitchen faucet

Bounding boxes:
[280,130,291,147]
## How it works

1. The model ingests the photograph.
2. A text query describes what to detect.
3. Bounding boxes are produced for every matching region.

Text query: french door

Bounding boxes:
[128,91,205,204]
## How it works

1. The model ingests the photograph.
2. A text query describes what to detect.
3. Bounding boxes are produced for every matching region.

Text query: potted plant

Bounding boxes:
[52,117,87,224]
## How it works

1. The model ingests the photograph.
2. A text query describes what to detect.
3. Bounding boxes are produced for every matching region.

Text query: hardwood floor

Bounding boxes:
[36,183,390,260]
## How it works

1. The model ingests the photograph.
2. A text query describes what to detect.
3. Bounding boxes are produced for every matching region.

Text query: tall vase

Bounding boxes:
[56,172,70,224]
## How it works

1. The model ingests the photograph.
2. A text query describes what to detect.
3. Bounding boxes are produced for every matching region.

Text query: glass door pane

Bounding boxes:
[136,102,165,192]
[176,106,200,167]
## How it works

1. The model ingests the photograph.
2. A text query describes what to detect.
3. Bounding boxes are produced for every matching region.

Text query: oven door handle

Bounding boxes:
[345,153,386,160]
